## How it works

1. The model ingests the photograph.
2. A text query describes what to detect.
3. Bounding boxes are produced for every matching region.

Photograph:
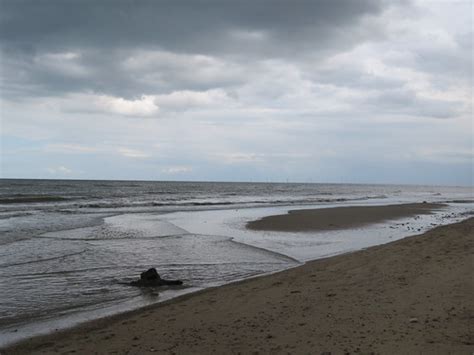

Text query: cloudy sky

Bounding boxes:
[0,0,472,185]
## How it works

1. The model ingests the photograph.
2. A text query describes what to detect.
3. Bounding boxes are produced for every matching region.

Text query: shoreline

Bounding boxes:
[3,216,473,354]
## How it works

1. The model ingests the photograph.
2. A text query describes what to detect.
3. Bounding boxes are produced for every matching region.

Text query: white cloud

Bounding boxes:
[46,166,73,175]
[45,143,100,153]
[95,95,159,117]
[117,148,151,159]
[46,90,232,117]
[21,93,161,118]
[161,166,193,174]
[213,153,265,164]
[154,89,234,111]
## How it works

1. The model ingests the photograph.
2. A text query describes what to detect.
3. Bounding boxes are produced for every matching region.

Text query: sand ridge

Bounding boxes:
[247,202,446,232]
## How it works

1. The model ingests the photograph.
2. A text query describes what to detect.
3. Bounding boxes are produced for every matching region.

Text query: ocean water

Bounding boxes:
[0,179,472,345]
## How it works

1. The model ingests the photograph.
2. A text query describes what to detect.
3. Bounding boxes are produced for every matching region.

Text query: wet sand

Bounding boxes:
[247,202,445,232]
[3,215,473,354]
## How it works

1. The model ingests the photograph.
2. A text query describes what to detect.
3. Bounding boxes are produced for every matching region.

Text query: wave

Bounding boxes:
[0,249,88,268]
[36,233,187,241]
[75,195,388,210]
[0,212,34,219]
[0,195,68,204]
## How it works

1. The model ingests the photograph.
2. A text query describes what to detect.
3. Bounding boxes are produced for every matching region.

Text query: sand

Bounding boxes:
[3,214,473,354]
[247,202,445,232]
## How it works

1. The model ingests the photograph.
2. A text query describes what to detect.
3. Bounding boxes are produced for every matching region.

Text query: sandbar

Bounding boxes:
[247,202,445,232]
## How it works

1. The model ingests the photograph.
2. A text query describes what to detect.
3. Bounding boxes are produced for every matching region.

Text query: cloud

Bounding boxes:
[33,51,90,78]
[0,0,386,99]
[10,92,160,117]
[46,166,73,175]
[0,0,472,185]
[45,143,100,153]
[361,88,463,119]
[95,95,159,117]
[121,50,245,92]
[214,153,266,164]
[117,148,151,159]
[161,166,193,174]
[0,0,384,54]
[154,89,234,111]
[30,90,232,117]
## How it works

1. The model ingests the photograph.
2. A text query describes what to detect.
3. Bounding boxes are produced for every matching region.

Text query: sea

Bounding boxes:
[0,179,472,346]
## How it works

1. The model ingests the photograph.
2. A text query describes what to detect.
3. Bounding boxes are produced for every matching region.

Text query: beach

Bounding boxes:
[2,0,473,352]
[3,207,473,354]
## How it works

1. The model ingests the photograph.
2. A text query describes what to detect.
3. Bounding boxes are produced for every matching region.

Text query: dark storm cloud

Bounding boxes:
[0,0,392,98]
[1,0,384,53]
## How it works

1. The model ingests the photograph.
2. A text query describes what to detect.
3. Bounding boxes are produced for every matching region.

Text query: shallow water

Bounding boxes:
[0,180,472,346]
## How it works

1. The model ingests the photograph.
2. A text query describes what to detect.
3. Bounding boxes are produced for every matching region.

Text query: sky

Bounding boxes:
[0,0,472,185]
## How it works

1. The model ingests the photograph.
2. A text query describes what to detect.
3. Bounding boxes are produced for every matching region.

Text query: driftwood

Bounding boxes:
[130,268,183,287]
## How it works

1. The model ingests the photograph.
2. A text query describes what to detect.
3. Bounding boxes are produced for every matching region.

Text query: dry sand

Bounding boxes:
[247,202,445,232]
[3,213,473,354]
